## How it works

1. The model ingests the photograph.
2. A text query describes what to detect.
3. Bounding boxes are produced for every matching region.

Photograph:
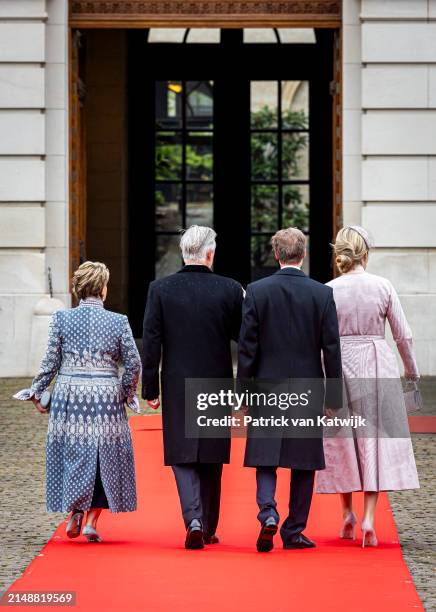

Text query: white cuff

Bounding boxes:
[13,389,37,401]
[125,395,141,413]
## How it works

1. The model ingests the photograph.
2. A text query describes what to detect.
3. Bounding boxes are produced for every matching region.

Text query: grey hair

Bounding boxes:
[180,225,217,262]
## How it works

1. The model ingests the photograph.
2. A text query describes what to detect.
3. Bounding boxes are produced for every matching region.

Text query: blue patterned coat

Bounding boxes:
[15,297,141,513]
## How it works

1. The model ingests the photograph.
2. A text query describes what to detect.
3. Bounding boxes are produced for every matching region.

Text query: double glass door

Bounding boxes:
[128,29,333,334]
[154,78,310,281]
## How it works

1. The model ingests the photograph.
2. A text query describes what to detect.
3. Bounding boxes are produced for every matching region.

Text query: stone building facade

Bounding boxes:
[0,0,435,376]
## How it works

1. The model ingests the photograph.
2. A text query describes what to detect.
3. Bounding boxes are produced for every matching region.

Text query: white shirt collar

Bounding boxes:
[280,264,302,270]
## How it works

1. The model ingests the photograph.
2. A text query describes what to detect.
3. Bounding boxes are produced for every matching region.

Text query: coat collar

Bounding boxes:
[178,265,213,274]
[79,296,105,308]
[275,267,307,278]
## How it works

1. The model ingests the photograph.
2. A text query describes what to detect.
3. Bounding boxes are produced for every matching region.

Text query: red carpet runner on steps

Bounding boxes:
[7,415,423,611]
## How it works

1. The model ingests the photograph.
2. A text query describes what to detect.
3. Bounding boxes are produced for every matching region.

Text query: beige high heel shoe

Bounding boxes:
[361,518,378,548]
[340,511,357,540]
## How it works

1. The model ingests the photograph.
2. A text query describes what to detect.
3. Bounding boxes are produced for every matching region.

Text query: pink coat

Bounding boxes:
[316,266,420,493]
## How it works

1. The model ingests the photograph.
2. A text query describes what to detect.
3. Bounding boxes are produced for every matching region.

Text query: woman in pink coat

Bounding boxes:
[316,226,419,547]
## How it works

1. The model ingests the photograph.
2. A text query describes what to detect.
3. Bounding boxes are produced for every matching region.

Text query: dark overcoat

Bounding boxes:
[142,265,243,465]
[238,267,342,470]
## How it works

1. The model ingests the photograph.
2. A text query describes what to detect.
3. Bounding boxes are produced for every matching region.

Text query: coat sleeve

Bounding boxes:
[14,311,62,401]
[237,286,259,380]
[142,283,162,400]
[386,282,419,379]
[321,290,343,408]
[120,316,142,413]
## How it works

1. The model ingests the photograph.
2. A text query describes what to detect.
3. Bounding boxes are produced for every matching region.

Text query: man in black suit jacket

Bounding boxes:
[238,227,342,552]
[142,225,243,549]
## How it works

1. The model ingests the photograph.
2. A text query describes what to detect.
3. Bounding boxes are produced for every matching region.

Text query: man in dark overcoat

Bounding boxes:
[142,225,243,549]
[238,227,342,552]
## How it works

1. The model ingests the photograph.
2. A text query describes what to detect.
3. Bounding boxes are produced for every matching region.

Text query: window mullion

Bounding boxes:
[278,80,283,229]
[182,81,187,228]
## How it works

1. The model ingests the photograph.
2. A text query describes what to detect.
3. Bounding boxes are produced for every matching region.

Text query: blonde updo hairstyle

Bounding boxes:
[333,227,369,274]
[72,261,110,301]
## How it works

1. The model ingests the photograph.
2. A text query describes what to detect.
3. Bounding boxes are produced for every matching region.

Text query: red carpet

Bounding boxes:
[5,416,423,611]
[409,415,436,433]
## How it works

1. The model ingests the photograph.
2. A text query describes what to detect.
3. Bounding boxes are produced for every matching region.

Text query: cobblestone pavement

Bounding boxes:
[389,434,436,610]
[1,379,435,609]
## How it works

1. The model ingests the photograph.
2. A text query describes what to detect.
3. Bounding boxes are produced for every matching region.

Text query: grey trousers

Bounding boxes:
[172,463,223,537]
[256,467,315,543]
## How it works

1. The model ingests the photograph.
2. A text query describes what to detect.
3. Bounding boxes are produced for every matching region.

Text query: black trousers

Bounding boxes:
[256,467,315,543]
[172,463,223,537]
[90,455,109,509]
[73,452,109,513]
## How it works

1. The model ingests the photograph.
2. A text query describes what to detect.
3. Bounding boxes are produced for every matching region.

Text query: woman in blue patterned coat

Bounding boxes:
[14,261,141,543]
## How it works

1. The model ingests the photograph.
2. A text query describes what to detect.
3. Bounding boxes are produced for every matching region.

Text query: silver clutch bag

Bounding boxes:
[404,381,423,415]
[40,390,52,410]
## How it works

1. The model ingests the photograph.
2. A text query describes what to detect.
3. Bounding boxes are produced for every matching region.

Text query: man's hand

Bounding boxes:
[147,398,161,410]
[32,397,49,414]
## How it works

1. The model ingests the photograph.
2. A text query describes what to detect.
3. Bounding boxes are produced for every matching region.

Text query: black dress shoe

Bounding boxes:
[256,517,278,552]
[204,534,219,544]
[185,519,204,550]
[283,533,316,549]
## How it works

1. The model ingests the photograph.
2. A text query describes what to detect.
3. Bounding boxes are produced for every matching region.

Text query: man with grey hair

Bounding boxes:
[142,225,243,549]
[238,227,342,552]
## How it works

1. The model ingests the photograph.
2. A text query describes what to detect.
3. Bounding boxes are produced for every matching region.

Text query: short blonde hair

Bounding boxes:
[271,227,306,264]
[72,261,109,301]
[333,227,369,274]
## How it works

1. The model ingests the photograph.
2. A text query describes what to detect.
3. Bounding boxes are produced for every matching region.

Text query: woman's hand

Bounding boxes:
[32,397,49,414]
[405,373,420,383]
[147,398,161,410]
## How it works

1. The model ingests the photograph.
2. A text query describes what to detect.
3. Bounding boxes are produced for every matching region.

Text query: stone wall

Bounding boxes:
[0,0,69,376]
[343,0,436,374]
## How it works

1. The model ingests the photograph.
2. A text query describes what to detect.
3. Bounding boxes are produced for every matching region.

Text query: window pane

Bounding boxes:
[251,185,278,232]
[251,82,278,128]
[282,185,310,234]
[186,183,213,227]
[156,132,182,180]
[282,132,309,180]
[186,29,220,43]
[277,29,316,44]
[251,236,277,281]
[155,184,182,232]
[148,28,186,43]
[244,29,277,43]
[186,132,213,180]
[251,132,278,180]
[156,235,182,279]
[156,81,182,129]
[282,81,309,129]
[186,81,214,129]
